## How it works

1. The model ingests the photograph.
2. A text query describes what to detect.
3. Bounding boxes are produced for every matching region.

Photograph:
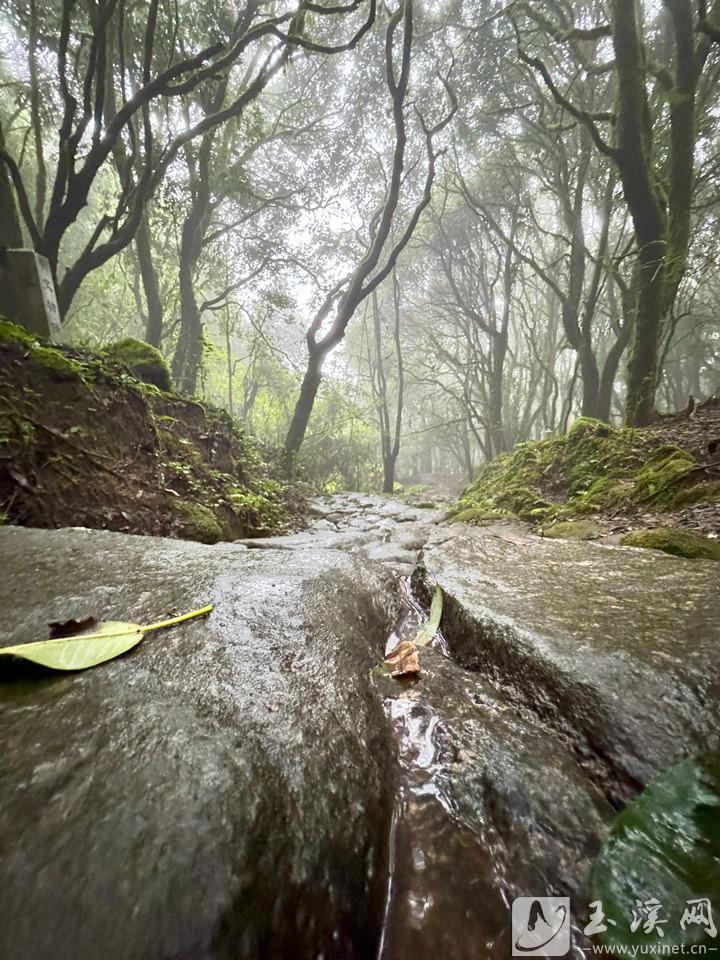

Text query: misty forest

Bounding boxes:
[0,1,719,958]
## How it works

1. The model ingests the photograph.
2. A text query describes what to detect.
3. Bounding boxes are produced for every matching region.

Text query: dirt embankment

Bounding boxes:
[0,321,293,542]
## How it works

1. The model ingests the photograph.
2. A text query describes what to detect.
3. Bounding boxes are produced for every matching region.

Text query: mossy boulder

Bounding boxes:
[450,505,509,525]
[105,338,171,391]
[451,416,718,527]
[543,520,602,541]
[620,527,720,561]
[171,500,225,544]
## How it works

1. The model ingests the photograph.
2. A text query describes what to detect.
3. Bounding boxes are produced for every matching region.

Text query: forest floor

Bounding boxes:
[0,321,296,542]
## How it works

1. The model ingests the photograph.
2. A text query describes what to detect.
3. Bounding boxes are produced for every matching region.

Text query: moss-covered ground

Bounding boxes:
[0,320,293,542]
[620,527,720,561]
[450,415,720,540]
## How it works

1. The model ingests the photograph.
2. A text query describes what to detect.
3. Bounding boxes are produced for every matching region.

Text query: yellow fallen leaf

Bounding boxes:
[0,604,213,671]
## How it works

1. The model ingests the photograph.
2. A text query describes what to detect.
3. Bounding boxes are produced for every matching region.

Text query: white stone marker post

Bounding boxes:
[0,249,62,340]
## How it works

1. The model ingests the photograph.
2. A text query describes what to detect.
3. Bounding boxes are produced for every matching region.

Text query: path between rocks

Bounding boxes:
[0,495,718,960]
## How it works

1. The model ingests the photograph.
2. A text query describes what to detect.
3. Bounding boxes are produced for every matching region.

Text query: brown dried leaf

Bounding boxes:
[384,640,421,678]
[49,616,99,639]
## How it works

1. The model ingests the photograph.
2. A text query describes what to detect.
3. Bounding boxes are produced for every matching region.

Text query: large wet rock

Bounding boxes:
[0,526,396,960]
[414,526,720,805]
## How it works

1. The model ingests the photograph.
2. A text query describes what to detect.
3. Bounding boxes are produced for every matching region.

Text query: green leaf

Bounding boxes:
[414,586,443,647]
[0,604,213,672]
[591,753,720,952]
[0,621,144,670]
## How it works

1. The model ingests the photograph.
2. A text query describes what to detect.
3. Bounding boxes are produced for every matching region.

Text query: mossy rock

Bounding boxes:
[105,338,171,391]
[543,520,603,541]
[451,414,712,529]
[566,416,612,442]
[172,500,225,544]
[449,505,507,525]
[620,527,720,561]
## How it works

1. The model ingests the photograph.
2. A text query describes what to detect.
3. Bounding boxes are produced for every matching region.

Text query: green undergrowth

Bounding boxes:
[451,417,718,526]
[0,319,292,542]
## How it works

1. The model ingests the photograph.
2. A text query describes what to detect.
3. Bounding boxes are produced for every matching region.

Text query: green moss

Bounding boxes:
[620,527,720,561]
[449,505,510,524]
[454,438,560,523]
[105,337,171,391]
[0,319,92,380]
[171,499,225,544]
[631,446,696,506]
[569,476,631,513]
[452,417,709,525]
[543,520,602,540]
[32,346,87,379]
[0,318,38,348]
[670,481,720,508]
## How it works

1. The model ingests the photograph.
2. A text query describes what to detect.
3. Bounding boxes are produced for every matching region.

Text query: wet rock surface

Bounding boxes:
[236,493,446,578]
[0,525,396,960]
[414,524,720,805]
[1,496,717,960]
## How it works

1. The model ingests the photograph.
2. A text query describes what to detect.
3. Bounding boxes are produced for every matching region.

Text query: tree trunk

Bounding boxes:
[0,124,22,247]
[135,216,163,347]
[625,239,665,425]
[172,176,210,395]
[598,271,635,423]
[610,0,671,425]
[579,346,600,419]
[382,454,398,494]
[598,334,630,423]
[489,336,507,455]
[285,351,325,456]
[174,252,203,394]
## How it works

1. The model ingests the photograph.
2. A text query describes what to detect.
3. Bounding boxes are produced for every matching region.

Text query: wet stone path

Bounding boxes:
[1,494,718,960]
